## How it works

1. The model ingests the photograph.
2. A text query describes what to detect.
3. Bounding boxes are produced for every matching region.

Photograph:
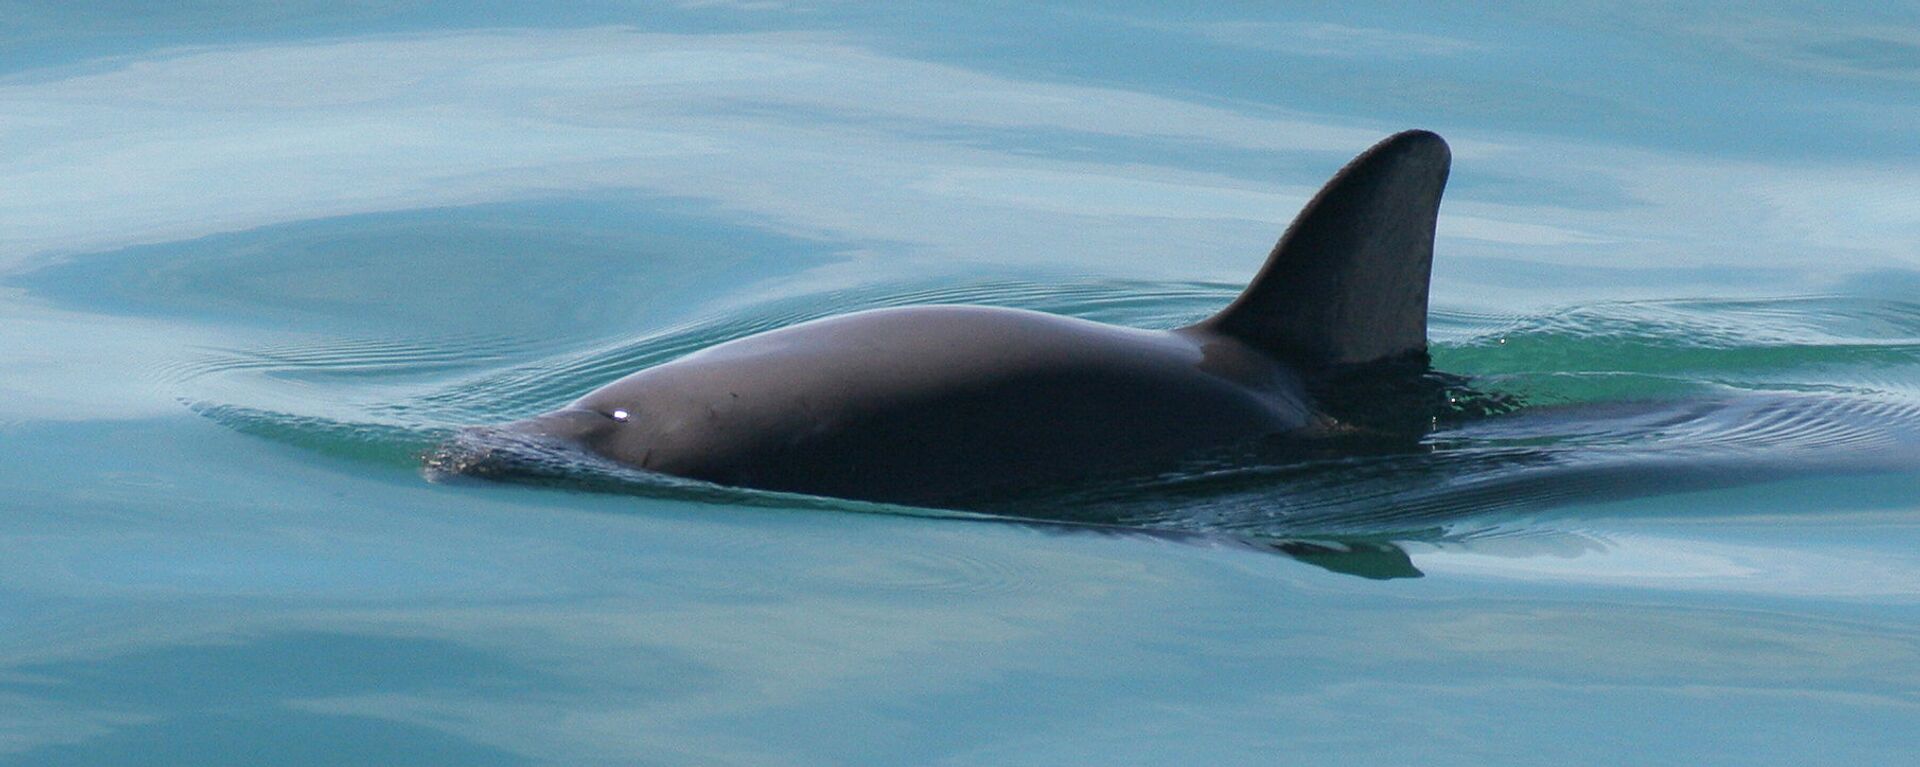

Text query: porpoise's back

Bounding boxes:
[586,305,1314,504]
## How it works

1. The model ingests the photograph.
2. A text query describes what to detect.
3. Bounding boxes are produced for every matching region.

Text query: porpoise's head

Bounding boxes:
[429,384,659,479]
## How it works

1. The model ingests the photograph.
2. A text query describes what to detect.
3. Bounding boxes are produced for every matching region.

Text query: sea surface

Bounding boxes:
[4,3,1920,765]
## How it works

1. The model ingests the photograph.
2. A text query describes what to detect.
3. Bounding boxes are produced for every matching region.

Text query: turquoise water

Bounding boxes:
[5,3,1920,764]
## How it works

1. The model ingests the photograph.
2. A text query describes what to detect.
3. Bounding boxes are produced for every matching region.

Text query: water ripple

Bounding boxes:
[177,279,1920,541]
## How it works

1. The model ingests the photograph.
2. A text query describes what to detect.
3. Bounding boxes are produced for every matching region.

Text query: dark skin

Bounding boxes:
[509,305,1317,506]
[451,131,1454,508]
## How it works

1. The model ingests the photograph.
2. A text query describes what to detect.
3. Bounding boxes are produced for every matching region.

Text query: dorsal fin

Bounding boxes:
[1190,130,1449,366]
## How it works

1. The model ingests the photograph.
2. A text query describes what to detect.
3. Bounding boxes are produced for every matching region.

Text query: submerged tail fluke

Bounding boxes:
[1191,130,1450,366]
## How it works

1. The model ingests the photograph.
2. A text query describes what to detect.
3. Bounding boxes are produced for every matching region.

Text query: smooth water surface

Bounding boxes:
[3,3,1919,765]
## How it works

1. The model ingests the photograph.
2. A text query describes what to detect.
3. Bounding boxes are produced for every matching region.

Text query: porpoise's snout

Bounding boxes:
[426,409,616,479]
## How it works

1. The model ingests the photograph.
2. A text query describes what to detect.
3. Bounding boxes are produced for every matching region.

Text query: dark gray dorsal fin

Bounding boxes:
[1190,130,1450,366]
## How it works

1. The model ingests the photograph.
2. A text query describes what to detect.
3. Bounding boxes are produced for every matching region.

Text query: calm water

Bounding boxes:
[5,3,1920,765]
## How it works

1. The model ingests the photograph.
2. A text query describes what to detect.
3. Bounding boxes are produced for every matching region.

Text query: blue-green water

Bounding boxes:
[5,3,1920,764]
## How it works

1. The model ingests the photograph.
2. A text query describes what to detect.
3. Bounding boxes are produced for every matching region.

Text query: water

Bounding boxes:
[4,3,1919,765]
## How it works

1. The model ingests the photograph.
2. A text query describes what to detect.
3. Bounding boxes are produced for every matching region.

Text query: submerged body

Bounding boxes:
[450,130,1453,507]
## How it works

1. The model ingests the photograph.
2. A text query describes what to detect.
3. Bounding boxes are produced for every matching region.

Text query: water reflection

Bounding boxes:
[3,24,1916,307]
[5,3,1920,764]
[2,633,554,766]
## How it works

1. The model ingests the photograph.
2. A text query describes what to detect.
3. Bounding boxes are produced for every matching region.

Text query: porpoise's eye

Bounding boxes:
[609,409,631,422]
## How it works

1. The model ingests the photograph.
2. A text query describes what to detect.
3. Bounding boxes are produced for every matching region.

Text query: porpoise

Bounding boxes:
[445,130,1454,507]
